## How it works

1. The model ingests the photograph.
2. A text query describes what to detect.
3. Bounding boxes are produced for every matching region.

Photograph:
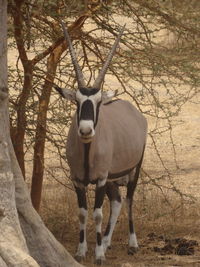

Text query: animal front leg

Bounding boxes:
[103,182,122,252]
[93,179,106,265]
[74,183,88,262]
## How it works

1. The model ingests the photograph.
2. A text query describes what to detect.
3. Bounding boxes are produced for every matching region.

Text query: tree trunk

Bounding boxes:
[0,1,82,266]
[31,43,66,211]
[11,0,34,179]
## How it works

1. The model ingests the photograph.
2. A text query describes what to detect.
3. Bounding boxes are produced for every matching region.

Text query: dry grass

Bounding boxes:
[40,181,199,236]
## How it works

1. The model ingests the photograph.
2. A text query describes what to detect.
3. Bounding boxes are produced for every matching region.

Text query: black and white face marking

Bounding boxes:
[54,85,118,143]
[76,88,102,143]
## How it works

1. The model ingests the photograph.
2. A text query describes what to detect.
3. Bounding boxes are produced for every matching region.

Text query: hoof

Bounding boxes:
[128,246,139,255]
[74,255,84,262]
[94,257,106,265]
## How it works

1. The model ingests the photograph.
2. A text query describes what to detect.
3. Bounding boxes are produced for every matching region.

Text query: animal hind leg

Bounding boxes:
[126,155,143,255]
[102,182,122,252]
[126,177,138,255]
[74,183,88,262]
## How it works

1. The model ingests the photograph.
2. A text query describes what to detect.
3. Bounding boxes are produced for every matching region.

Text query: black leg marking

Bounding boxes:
[126,179,138,255]
[104,222,111,237]
[106,182,121,202]
[74,184,88,260]
[97,232,102,246]
[80,229,84,243]
[94,183,106,209]
[127,180,136,235]
[129,219,134,234]
[126,148,145,255]
[93,181,106,263]
[75,186,87,209]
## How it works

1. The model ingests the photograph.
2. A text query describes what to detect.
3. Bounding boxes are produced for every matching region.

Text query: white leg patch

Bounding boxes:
[102,236,110,252]
[95,244,105,261]
[76,241,88,257]
[129,232,138,248]
[93,208,103,232]
[103,200,122,252]
[79,208,88,226]
[93,208,105,261]
[76,208,88,257]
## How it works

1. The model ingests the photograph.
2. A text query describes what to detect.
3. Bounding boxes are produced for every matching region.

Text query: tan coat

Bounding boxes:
[66,100,147,182]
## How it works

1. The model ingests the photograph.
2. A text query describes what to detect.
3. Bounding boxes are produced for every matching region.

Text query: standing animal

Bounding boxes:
[55,21,147,265]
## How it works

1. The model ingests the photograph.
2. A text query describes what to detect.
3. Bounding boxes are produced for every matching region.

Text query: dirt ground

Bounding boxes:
[41,96,200,267]
[65,235,200,267]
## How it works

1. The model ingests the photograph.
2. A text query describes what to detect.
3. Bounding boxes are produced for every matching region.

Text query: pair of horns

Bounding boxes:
[61,21,125,89]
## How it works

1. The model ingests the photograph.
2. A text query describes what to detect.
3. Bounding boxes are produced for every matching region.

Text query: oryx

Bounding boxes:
[55,21,147,265]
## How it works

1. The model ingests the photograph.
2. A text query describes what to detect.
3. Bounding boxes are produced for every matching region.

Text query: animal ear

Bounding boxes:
[102,90,118,103]
[54,86,76,101]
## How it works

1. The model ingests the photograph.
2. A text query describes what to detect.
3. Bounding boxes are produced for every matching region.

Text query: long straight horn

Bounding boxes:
[93,25,126,89]
[61,21,86,88]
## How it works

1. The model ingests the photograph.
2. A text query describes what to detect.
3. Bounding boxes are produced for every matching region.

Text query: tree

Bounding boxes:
[8,0,200,212]
[0,1,82,266]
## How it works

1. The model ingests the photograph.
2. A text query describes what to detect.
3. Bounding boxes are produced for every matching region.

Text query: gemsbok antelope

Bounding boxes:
[55,21,148,264]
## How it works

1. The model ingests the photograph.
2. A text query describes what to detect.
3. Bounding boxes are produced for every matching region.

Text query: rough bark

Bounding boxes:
[0,1,82,266]
[11,0,34,178]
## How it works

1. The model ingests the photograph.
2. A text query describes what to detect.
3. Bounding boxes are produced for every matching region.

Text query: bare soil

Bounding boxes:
[65,234,200,267]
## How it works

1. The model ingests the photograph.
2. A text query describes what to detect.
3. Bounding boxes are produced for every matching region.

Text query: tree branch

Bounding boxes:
[132,0,200,36]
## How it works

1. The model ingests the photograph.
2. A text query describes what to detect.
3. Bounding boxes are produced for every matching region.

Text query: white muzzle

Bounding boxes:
[78,120,95,143]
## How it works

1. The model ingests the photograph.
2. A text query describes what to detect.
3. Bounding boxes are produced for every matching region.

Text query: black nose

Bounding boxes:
[80,128,92,136]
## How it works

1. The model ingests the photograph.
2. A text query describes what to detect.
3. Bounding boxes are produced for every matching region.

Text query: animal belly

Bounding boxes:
[108,167,134,179]
[110,150,140,174]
